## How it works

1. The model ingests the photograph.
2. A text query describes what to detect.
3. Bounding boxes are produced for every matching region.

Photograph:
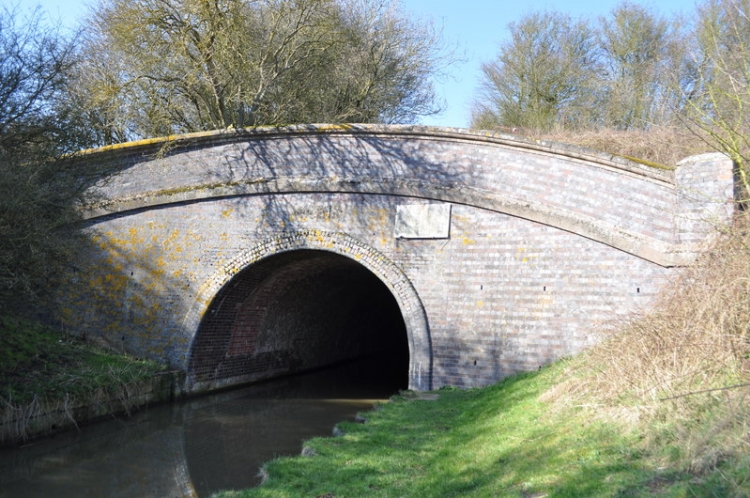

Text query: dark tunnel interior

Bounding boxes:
[189,250,410,391]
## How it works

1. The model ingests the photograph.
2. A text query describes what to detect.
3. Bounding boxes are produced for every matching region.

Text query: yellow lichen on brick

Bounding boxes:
[165,229,180,245]
[152,257,167,276]
[315,123,353,132]
[128,227,145,244]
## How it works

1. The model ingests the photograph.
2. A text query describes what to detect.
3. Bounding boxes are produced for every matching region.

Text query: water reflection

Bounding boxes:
[0,359,402,497]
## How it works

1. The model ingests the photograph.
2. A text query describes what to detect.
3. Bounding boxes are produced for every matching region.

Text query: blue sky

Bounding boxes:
[20,0,697,129]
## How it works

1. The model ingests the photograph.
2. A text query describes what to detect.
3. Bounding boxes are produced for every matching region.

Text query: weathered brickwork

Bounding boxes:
[57,125,735,392]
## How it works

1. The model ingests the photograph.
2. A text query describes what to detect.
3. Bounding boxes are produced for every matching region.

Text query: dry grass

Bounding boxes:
[542,126,713,167]
[483,125,714,167]
[549,213,750,480]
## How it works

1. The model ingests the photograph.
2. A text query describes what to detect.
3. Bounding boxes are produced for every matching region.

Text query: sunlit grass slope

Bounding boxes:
[214,359,746,497]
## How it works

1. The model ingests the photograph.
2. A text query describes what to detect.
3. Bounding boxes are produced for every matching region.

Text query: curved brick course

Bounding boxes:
[57,125,735,392]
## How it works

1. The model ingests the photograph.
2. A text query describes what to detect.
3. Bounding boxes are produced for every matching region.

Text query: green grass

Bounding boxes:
[212,360,747,498]
[0,315,165,405]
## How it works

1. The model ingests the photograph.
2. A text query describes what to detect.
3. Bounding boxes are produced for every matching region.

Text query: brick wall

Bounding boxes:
[57,125,735,392]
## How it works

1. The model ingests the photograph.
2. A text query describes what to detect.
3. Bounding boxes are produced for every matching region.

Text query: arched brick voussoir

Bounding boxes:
[182,230,432,391]
[82,175,691,268]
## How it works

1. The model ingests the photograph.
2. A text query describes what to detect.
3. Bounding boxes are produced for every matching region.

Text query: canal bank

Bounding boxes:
[0,310,407,449]
[0,315,174,445]
[0,359,401,497]
[0,370,184,445]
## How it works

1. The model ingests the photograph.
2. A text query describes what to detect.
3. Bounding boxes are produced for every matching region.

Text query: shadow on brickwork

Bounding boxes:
[56,128,461,388]
[54,217,194,369]
[201,129,462,232]
[433,334,513,388]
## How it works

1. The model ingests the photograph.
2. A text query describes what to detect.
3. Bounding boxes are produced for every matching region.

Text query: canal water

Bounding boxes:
[0,358,404,497]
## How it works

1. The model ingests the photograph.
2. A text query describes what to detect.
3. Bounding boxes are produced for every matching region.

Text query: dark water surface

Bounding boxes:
[0,359,402,497]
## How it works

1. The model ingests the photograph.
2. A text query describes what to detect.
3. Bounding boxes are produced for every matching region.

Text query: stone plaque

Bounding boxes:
[395,203,451,239]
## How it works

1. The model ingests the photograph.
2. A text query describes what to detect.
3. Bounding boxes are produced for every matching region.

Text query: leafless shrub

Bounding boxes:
[593,215,749,399]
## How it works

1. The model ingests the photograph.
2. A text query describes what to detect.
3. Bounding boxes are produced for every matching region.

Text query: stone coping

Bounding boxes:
[70,123,674,182]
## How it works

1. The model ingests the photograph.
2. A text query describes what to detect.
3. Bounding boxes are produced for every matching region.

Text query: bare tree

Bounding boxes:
[72,0,448,143]
[0,6,88,312]
[471,11,599,132]
[313,0,445,124]
[681,0,750,198]
[0,6,82,154]
[471,3,688,135]
[597,2,683,130]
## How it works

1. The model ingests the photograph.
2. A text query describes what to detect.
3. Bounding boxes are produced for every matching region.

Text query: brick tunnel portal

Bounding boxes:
[188,250,410,391]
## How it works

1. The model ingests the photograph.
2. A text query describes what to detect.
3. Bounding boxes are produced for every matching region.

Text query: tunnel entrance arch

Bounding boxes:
[184,230,432,392]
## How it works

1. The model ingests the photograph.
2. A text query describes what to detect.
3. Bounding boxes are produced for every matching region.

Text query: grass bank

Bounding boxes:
[0,315,167,443]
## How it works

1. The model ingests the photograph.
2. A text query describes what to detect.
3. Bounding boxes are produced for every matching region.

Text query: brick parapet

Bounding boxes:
[76,125,717,267]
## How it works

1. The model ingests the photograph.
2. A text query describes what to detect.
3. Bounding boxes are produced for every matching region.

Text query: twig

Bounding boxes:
[658,382,750,401]
[63,393,79,431]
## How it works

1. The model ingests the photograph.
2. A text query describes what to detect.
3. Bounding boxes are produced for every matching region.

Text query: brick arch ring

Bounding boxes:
[182,229,433,391]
